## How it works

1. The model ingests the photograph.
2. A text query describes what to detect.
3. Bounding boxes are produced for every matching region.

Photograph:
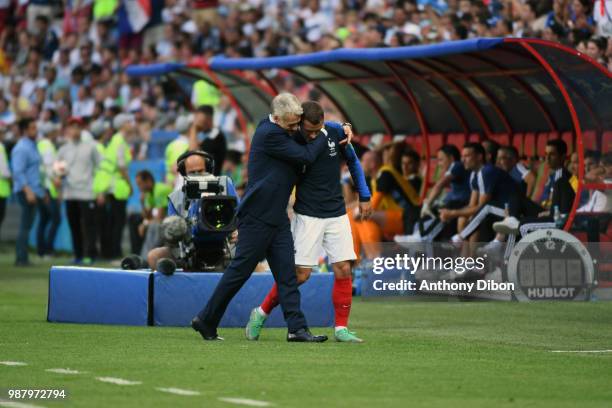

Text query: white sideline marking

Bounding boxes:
[95,377,142,386]
[218,397,273,406]
[0,361,27,366]
[155,387,200,396]
[0,399,46,408]
[45,368,83,374]
[550,349,612,353]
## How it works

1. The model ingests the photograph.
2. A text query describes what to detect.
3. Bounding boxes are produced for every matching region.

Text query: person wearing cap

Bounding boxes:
[36,121,61,258]
[55,117,102,265]
[97,113,134,259]
[188,105,227,176]
[11,118,44,266]
[164,115,190,189]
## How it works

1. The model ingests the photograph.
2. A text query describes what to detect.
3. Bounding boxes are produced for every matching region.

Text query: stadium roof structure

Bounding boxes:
[127,38,612,231]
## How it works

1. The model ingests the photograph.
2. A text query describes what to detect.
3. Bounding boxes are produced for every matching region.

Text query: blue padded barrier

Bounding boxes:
[47,267,151,326]
[154,272,334,327]
[47,267,335,328]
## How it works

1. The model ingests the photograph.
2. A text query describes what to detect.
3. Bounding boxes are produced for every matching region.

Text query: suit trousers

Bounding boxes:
[198,213,307,332]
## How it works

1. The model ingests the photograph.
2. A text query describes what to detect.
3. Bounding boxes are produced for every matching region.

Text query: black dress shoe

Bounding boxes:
[287,328,328,343]
[191,317,224,341]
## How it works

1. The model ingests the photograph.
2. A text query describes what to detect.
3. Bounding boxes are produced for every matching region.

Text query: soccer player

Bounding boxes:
[439,143,519,248]
[246,101,371,343]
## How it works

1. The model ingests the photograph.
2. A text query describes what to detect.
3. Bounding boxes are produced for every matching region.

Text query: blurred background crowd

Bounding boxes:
[0,0,611,265]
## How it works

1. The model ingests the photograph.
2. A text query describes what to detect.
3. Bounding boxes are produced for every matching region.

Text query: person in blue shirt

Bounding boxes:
[395,144,471,243]
[439,142,519,247]
[246,101,369,343]
[496,145,536,198]
[11,118,45,266]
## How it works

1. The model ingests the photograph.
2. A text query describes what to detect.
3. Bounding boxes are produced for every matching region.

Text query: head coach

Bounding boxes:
[192,93,347,342]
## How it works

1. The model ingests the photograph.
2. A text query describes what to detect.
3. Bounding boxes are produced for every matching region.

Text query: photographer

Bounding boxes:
[146,150,239,271]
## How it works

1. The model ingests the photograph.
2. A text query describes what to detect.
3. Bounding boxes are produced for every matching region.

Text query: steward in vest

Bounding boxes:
[36,122,61,257]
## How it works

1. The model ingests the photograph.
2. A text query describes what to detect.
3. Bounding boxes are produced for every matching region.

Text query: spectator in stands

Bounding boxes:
[11,118,44,266]
[188,105,227,176]
[36,122,61,258]
[55,117,101,265]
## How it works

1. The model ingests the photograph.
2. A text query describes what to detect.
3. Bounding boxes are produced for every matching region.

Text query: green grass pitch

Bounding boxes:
[1,249,611,407]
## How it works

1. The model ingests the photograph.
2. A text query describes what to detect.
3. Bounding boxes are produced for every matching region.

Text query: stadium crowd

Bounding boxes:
[0,0,611,266]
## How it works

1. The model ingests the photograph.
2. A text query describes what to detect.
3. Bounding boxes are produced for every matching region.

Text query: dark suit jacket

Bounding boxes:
[236,117,328,226]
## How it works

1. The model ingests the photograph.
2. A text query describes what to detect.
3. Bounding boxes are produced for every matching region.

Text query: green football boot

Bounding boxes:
[245,307,267,341]
[334,328,364,343]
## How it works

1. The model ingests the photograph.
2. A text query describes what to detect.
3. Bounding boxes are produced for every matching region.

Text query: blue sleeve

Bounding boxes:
[10,147,27,191]
[263,128,327,165]
[226,178,240,205]
[325,121,348,142]
[344,143,371,201]
[167,199,177,216]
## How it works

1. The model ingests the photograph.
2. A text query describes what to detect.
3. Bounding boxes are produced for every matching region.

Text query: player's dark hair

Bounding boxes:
[301,101,324,124]
[196,105,214,116]
[439,144,460,162]
[464,142,486,160]
[546,138,568,157]
[18,117,34,132]
[499,145,519,160]
[402,148,420,164]
[483,139,500,164]
[136,170,154,183]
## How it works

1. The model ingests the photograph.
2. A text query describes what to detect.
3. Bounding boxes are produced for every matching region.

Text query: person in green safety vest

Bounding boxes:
[0,130,11,239]
[36,122,61,258]
[102,113,135,259]
[164,115,190,190]
[134,170,172,258]
[191,80,220,108]
[90,119,114,259]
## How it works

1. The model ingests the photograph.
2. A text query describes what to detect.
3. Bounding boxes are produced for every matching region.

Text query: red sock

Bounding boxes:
[260,283,279,315]
[332,277,353,328]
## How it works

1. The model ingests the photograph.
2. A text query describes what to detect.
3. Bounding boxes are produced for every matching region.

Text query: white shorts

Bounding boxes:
[291,212,356,267]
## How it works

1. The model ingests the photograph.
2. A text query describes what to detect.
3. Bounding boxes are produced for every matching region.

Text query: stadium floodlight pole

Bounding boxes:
[385,61,431,201]
[410,58,493,139]
[514,41,585,232]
